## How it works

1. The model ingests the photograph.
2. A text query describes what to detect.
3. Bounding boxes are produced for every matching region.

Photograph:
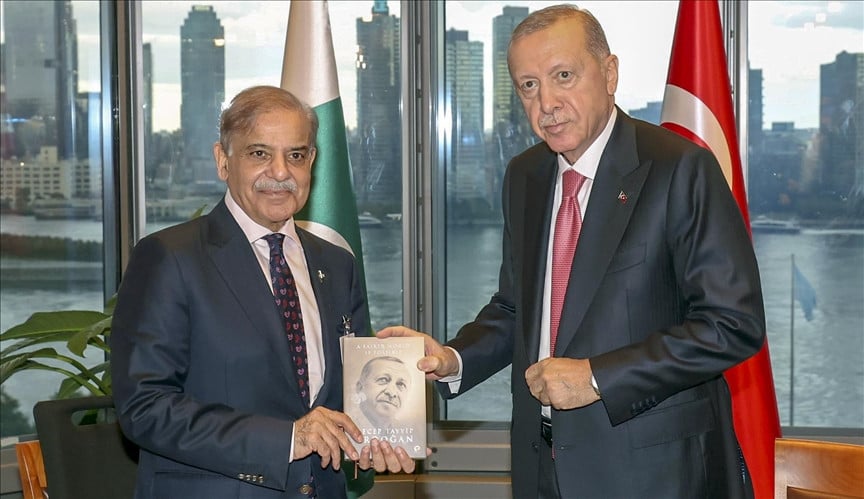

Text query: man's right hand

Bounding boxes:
[292,407,361,468]
[376,326,460,381]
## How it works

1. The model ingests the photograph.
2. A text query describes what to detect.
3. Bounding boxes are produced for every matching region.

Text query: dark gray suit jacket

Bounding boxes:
[441,110,764,498]
[111,200,368,499]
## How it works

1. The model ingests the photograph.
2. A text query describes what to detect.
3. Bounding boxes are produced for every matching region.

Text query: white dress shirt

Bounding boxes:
[224,190,326,404]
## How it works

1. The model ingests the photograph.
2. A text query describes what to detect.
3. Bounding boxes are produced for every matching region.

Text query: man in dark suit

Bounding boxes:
[111,86,415,499]
[380,5,764,498]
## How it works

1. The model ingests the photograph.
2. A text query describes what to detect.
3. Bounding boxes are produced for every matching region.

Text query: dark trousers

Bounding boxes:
[538,429,561,499]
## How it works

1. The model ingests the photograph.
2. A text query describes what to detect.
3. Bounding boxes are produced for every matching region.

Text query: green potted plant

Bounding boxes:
[0,298,115,398]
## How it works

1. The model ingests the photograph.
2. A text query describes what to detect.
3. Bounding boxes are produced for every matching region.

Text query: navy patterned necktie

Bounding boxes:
[264,233,310,406]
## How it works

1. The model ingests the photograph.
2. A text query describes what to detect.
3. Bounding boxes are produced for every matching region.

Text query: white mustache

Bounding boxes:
[254,178,298,192]
[538,114,560,127]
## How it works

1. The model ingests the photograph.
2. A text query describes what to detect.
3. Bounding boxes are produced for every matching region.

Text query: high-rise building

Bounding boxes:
[180,5,225,188]
[143,42,156,184]
[749,68,764,153]
[491,6,537,171]
[355,0,401,208]
[490,6,534,215]
[492,6,527,130]
[819,50,863,209]
[445,29,486,216]
[2,0,78,160]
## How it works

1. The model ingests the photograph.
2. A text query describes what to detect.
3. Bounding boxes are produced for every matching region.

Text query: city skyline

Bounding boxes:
[5,1,859,133]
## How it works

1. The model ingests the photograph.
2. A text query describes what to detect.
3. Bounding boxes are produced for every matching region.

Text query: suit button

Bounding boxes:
[257,475,264,483]
[237,473,245,480]
[299,484,314,495]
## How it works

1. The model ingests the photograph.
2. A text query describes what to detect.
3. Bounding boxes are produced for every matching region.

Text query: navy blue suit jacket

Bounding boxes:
[111,200,368,498]
[441,110,765,498]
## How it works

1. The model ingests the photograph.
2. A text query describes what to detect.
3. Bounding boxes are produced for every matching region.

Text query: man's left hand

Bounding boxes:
[525,358,600,409]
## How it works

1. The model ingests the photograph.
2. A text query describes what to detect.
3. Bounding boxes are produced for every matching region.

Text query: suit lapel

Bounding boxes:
[553,112,652,355]
[205,202,299,393]
[296,229,340,408]
[521,150,557,363]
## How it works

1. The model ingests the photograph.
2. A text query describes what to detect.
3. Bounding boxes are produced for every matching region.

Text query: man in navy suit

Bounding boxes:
[112,86,415,498]
[381,5,764,498]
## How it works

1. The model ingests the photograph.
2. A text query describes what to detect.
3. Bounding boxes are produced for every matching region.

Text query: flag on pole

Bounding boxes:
[281,2,374,497]
[660,2,781,498]
[793,262,817,321]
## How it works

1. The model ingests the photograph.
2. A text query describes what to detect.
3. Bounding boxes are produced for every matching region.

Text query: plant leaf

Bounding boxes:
[1,347,60,383]
[67,316,112,356]
[1,311,110,340]
[1,332,71,357]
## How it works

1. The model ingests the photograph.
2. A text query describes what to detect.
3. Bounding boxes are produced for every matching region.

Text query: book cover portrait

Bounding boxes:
[341,336,426,459]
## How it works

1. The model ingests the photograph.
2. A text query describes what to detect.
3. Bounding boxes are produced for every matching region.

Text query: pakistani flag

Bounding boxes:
[281,2,374,497]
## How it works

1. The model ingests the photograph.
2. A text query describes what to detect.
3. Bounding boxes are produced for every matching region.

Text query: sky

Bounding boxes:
[2,1,862,132]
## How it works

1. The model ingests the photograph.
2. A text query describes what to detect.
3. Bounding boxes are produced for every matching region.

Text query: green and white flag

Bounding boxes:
[282,0,365,266]
[281,2,374,497]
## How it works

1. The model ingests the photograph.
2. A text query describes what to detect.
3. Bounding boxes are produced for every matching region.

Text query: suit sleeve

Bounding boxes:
[590,146,766,426]
[110,235,296,490]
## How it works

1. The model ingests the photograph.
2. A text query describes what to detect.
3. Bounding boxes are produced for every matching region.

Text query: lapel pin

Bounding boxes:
[317,270,326,282]
[617,191,628,204]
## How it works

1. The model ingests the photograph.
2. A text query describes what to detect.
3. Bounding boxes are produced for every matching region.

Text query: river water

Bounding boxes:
[1,214,862,429]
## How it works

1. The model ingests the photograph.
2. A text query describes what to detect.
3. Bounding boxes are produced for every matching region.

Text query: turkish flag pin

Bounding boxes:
[618,191,628,204]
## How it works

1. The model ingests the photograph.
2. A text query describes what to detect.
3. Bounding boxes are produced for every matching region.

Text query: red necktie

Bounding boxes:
[264,233,310,406]
[549,170,587,357]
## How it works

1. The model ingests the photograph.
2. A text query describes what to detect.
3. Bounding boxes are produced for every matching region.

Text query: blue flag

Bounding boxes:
[793,262,817,321]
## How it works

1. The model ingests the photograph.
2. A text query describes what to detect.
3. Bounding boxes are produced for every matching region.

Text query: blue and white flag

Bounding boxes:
[793,262,817,321]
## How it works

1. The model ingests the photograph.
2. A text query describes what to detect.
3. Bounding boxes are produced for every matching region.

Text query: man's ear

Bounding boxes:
[213,142,229,181]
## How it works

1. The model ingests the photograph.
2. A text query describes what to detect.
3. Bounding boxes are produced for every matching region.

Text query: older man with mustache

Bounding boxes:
[111,86,416,499]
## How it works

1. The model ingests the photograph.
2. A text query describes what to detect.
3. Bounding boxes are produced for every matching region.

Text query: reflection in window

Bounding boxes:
[0,0,105,434]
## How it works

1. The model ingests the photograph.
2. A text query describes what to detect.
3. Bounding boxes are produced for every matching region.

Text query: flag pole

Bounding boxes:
[789,254,795,426]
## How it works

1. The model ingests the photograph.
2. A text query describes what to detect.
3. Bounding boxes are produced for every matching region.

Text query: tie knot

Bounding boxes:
[561,170,586,199]
[264,233,285,252]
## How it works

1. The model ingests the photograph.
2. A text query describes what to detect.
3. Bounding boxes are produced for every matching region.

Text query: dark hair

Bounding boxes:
[218,85,318,154]
[509,4,610,63]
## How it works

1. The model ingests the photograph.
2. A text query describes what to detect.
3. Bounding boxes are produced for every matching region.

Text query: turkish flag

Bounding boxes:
[660,1,781,498]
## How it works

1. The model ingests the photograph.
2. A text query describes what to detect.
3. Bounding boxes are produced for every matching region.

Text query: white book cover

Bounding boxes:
[340,336,426,459]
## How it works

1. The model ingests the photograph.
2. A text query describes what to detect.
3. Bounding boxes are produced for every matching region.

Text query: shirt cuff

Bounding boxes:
[591,374,601,397]
[289,422,296,463]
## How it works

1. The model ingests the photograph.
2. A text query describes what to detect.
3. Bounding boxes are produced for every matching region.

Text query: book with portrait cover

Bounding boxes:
[340,336,426,459]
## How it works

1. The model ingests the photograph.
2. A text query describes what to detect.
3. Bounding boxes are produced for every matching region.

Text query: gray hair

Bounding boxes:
[509,4,611,63]
[218,85,318,154]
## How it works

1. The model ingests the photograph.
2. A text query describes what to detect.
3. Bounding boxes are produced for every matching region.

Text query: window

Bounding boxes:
[0,0,107,436]
[1,0,860,451]
[747,1,863,429]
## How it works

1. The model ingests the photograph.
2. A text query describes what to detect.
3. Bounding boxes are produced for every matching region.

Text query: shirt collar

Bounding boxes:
[557,106,618,180]
[224,189,299,245]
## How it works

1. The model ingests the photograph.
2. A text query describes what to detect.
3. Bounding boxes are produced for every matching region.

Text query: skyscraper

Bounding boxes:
[491,6,534,214]
[355,0,401,208]
[819,50,863,210]
[748,68,764,153]
[143,42,156,184]
[445,29,487,217]
[180,5,225,188]
[2,0,78,160]
[492,6,527,131]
